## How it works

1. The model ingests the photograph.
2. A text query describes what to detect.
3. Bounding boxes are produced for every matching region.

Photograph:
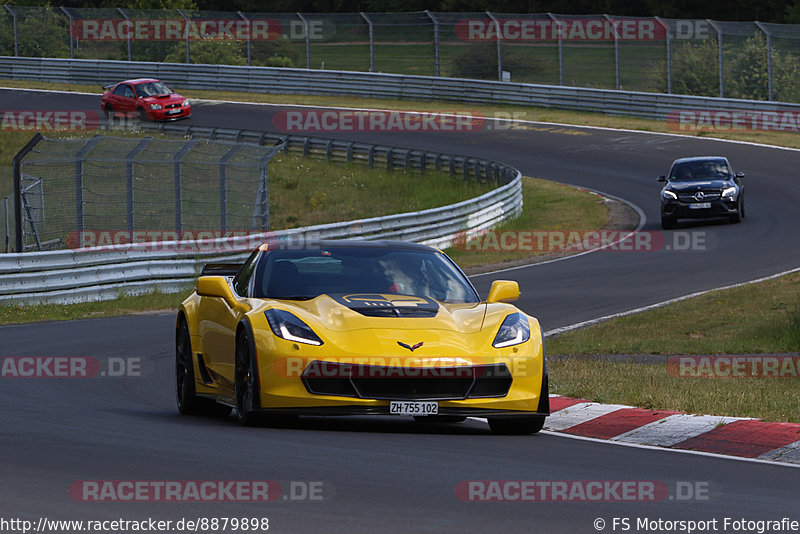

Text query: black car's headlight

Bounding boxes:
[661,190,677,200]
[265,309,323,346]
[492,312,530,348]
[722,186,737,199]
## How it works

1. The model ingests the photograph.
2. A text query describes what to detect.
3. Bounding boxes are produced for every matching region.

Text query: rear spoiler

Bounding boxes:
[200,262,243,277]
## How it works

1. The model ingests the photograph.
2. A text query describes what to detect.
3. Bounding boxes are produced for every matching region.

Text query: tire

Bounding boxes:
[104,104,115,126]
[176,320,231,417]
[661,215,676,230]
[235,328,263,426]
[488,415,546,435]
[488,374,548,435]
[730,197,745,223]
[414,415,467,424]
[137,107,147,123]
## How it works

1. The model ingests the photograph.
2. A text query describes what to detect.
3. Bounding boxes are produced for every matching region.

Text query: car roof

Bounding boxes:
[259,239,437,253]
[119,78,161,85]
[671,156,729,165]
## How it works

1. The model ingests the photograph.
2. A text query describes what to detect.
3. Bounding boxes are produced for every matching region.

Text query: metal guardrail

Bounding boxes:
[0,121,522,305]
[3,57,800,120]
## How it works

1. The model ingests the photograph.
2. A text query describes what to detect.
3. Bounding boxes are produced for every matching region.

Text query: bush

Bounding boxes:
[449,42,539,81]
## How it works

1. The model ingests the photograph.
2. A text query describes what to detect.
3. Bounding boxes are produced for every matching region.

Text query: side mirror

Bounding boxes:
[735,172,745,178]
[196,276,237,307]
[487,280,520,303]
[657,175,666,182]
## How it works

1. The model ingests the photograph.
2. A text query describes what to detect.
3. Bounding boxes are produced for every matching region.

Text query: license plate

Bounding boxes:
[166,109,181,115]
[389,401,438,416]
[689,202,711,209]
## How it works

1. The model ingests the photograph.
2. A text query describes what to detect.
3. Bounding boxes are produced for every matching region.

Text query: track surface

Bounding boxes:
[2,89,799,532]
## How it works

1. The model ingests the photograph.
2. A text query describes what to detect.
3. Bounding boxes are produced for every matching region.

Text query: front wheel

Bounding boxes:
[176,320,230,417]
[235,328,262,426]
[137,107,147,123]
[488,415,546,435]
[661,215,677,230]
[414,415,467,424]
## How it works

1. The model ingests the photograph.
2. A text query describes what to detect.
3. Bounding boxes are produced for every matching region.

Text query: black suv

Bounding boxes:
[658,156,745,229]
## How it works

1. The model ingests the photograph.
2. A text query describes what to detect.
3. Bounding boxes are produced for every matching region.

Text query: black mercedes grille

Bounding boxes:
[678,190,721,202]
[301,361,513,400]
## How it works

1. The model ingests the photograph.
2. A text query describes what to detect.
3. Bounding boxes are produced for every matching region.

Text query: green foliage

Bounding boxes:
[3,7,70,58]
[250,37,298,68]
[659,33,800,102]
[725,33,800,102]
[669,39,720,97]
[449,42,540,81]
[165,40,246,65]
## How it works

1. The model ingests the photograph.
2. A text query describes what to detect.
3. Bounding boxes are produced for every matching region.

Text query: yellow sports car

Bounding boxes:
[175,240,549,434]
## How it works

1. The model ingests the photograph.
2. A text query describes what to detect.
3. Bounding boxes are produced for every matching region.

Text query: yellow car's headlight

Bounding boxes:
[265,309,323,346]
[493,313,530,348]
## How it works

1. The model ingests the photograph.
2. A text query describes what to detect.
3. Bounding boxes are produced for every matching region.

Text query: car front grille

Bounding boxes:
[301,361,513,400]
[678,190,722,202]
[166,103,182,109]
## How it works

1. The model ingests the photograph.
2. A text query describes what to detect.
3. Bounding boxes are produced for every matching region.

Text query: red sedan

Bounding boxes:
[102,78,191,122]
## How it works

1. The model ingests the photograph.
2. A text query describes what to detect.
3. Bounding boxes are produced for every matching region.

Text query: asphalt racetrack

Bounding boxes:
[1,88,799,533]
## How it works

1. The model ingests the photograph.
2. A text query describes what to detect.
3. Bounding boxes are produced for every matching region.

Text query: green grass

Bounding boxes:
[547,272,800,356]
[547,272,800,423]
[0,287,191,325]
[444,176,608,270]
[549,357,800,423]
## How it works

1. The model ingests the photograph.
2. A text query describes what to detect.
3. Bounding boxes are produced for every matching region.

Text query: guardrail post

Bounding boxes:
[604,15,621,90]
[5,6,18,56]
[425,11,440,77]
[547,13,564,85]
[707,19,724,98]
[73,136,102,240]
[238,11,252,66]
[118,8,132,62]
[297,13,311,69]
[125,137,151,235]
[173,139,197,232]
[486,12,503,81]
[386,148,393,170]
[256,156,270,231]
[346,142,354,163]
[360,12,374,72]
[3,196,8,253]
[219,144,243,233]
[177,9,190,63]
[368,145,375,168]
[655,17,671,93]
[59,7,74,59]
[755,21,773,101]
[326,140,333,162]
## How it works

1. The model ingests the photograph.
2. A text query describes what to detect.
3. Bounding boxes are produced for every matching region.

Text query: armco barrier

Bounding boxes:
[3,57,800,119]
[0,121,522,305]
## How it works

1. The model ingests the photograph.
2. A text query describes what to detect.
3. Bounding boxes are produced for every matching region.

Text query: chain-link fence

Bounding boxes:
[12,134,280,252]
[2,8,800,101]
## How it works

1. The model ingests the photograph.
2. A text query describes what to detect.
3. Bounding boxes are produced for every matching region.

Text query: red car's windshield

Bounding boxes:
[134,81,172,97]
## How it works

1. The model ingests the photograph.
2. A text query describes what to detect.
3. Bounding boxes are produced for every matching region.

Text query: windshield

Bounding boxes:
[253,247,479,303]
[135,81,172,97]
[669,160,731,181]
